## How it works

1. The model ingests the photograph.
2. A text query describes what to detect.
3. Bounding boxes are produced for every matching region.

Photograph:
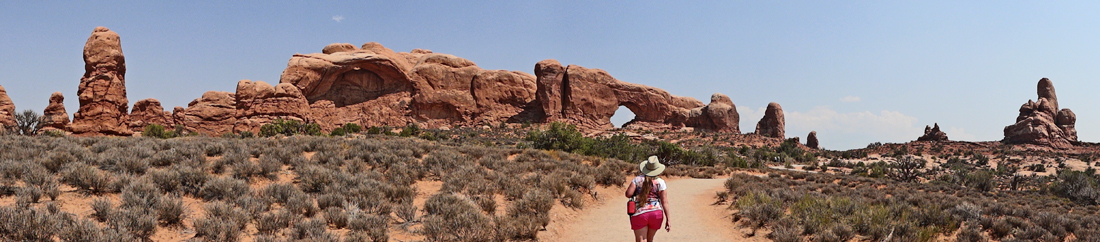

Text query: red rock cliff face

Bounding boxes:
[274,42,743,133]
[72,27,132,136]
[180,91,237,136]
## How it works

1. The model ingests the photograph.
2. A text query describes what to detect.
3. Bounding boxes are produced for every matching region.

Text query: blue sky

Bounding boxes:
[2,1,1100,150]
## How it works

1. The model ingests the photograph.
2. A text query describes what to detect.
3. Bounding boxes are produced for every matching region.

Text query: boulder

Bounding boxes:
[322,43,358,54]
[917,123,949,141]
[755,102,785,138]
[71,27,132,136]
[40,92,70,132]
[233,80,311,134]
[180,91,237,136]
[0,85,15,130]
[806,131,819,149]
[1004,78,1077,148]
[129,98,173,133]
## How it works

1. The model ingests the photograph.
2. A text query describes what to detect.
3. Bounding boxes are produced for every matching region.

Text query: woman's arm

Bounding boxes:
[659,190,670,232]
[624,181,637,198]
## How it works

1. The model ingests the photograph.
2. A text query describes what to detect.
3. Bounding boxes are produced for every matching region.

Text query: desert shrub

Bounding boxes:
[199,177,250,201]
[395,203,418,224]
[152,195,185,226]
[146,168,181,194]
[61,162,109,194]
[177,165,210,196]
[737,191,784,229]
[256,209,295,235]
[422,193,495,241]
[108,208,158,239]
[259,118,322,137]
[769,218,802,242]
[43,152,75,173]
[347,212,389,242]
[1049,170,1100,205]
[290,218,338,241]
[142,124,175,139]
[957,224,987,242]
[399,123,421,137]
[193,217,241,242]
[0,205,59,241]
[60,218,137,242]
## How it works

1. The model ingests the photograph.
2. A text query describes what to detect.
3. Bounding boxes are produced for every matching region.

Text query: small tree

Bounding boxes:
[14,109,43,135]
[888,155,927,182]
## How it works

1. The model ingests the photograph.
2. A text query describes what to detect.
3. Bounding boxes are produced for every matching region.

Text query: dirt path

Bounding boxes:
[558,178,762,242]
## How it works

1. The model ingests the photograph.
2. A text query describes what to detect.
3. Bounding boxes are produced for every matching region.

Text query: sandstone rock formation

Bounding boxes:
[0,85,15,130]
[276,42,739,133]
[1004,78,1077,148]
[40,92,70,132]
[534,59,566,122]
[233,80,311,134]
[685,94,740,133]
[755,102,785,138]
[129,98,174,132]
[917,123,948,141]
[71,27,132,136]
[180,91,237,136]
[806,131,819,149]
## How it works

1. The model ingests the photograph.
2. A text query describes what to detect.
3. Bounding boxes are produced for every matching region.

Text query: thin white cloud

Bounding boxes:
[839,95,861,103]
[332,15,344,23]
[945,126,977,141]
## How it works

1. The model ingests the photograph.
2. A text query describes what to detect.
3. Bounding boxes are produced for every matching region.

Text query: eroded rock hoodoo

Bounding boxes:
[806,131,819,149]
[754,102,785,138]
[1004,78,1077,148]
[0,85,15,130]
[917,123,948,141]
[71,27,132,136]
[40,92,70,132]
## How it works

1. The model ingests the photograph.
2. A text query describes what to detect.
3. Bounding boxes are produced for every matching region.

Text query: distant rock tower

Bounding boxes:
[1003,78,1077,148]
[71,27,132,136]
[755,102,785,138]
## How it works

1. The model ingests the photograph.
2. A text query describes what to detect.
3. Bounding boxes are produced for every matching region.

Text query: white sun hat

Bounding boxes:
[639,156,666,177]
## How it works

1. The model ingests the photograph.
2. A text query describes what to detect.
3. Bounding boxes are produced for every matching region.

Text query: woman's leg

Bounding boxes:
[646,211,664,241]
[633,228,648,242]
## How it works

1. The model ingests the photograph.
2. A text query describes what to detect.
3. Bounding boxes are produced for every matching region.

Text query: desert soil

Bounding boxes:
[555,177,765,242]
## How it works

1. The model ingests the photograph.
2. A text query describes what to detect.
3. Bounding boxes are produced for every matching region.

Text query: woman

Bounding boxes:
[625,156,671,242]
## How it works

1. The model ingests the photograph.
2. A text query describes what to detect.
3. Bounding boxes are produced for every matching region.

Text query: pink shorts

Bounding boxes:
[630,210,664,230]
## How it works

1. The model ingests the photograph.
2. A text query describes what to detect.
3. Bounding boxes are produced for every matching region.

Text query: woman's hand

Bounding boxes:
[665,222,671,232]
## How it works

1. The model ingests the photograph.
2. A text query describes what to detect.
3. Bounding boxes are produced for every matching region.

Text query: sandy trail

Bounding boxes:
[558,178,759,242]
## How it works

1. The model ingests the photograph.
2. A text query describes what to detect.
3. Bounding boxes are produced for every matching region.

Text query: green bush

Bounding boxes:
[399,123,421,137]
[259,119,322,137]
[142,124,175,139]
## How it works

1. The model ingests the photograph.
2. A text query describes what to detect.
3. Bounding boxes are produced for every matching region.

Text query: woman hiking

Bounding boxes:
[625,156,671,242]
